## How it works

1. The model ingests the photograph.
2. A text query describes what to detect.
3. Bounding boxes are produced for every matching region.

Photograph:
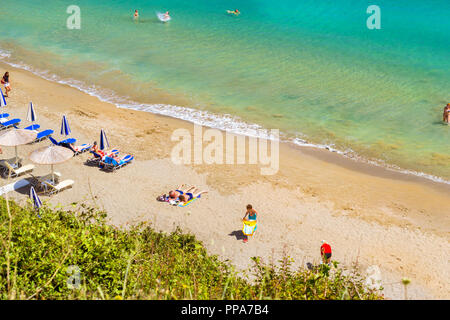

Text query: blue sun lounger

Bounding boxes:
[59,138,77,145]
[0,113,10,122]
[49,136,91,155]
[35,129,54,142]
[100,154,134,171]
[24,124,40,131]
[0,118,20,130]
[86,149,119,165]
[23,124,54,143]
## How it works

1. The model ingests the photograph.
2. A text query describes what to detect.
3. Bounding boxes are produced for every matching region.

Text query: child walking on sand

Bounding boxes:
[242,204,258,243]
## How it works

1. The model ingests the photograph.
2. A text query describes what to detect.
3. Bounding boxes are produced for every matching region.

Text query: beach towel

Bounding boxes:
[242,220,257,236]
[177,195,201,207]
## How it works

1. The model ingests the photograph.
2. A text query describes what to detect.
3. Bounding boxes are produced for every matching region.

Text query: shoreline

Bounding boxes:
[1,61,449,299]
[1,56,449,187]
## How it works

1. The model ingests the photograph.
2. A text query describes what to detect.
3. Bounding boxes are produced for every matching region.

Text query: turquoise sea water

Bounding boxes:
[0,0,449,179]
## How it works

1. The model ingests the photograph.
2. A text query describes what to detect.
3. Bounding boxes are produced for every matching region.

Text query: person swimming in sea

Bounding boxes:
[133,9,139,20]
[227,9,240,16]
[164,11,170,19]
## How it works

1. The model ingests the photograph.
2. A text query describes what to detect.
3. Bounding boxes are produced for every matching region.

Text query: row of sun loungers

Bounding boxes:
[0,114,134,200]
[86,149,134,171]
[49,136,91,156]
[23,124,54,143]
[28,172,74,195]
[0,114,54,142]
[0,159,35,178]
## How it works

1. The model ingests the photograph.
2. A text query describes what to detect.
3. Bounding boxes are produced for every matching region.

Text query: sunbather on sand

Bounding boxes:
[168,185,195,200]
[178,188,208,204]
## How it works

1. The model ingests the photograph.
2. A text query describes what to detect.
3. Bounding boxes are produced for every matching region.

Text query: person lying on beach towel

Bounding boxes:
[178,188,208,205]
[168,185,195,201]
[157,185,201,206]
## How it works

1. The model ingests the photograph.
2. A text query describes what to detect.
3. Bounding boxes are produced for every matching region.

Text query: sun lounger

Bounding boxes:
[24,125,54,143]
[29,172,61,191]
[0,118,20,130]
[35,129,54,142]
[0,160,35,178]
[0,113,10,122]
[73,143,92,155]
[86,149,119,165]
[100,154,133,171]
[59,138,77,144]
[50,136,90,156]
[42,179,74,195]
[49,136,77,146]
[24,124,40,131]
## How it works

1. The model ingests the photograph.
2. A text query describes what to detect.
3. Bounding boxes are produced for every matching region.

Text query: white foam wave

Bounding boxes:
[1,55,449,186]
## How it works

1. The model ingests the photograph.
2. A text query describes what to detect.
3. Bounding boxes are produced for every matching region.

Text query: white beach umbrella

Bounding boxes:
[0,88,6,107]
[29,145,73,183]
[27,102,37,123]
[0,128,37,163]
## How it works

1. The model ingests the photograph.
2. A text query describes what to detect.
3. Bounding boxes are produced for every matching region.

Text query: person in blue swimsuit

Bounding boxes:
[242,204,258,243]
[168,185,195,200]
[178,188,208,204]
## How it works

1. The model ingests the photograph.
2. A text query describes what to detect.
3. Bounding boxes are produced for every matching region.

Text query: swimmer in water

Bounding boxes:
[164,11,170,19]
[133,9,139,20]
[227,9,240,16]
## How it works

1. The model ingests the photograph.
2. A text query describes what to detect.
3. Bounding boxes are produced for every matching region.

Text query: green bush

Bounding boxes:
[0,197,383,300]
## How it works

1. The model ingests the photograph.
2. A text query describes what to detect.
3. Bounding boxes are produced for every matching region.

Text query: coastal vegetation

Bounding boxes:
[0,197,383,300]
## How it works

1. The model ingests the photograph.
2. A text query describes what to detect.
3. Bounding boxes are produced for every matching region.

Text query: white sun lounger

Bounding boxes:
[42,179,74,195]
[1,161,35,178]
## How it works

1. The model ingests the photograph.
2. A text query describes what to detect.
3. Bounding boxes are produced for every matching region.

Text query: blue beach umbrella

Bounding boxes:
[27,102,37,123]
[60,115,71,136]
[100,129,109,151]
[0,88,6,107]
[29,186,42,217]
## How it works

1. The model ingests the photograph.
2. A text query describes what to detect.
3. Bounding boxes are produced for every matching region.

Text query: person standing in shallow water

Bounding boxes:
[443,103,450,124]
[1,72,11,97]
[133,9,139,20]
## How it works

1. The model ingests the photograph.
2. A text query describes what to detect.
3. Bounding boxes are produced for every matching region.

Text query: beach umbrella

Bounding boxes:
[0,88,6,107]
[27,102,37,123]
[29,186,42,217]
[60,115,71,136]
[100,129,109,151]
[29,145,73,183]
[0,129,37,163]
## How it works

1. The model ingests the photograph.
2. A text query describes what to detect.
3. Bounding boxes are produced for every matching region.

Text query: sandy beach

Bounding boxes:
[1,62,449,300]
